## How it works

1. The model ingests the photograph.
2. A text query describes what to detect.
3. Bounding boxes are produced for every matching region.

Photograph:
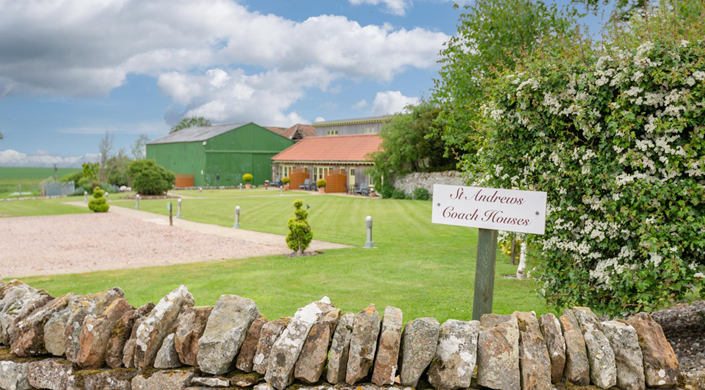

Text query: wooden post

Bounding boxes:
[168,202,173,226]
[510,232,517,265]
[472,228,498,321]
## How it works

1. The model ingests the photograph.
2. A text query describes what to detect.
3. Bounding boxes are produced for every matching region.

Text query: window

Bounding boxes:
[363,127,376,134]
[326,129,338,136]
[313,166,330,182]
[280,165,294,178]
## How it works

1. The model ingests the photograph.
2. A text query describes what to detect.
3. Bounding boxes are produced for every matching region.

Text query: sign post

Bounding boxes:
[432,184,546,320]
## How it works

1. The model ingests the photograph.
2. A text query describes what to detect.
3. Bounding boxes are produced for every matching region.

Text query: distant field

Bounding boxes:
[0,167,81,198]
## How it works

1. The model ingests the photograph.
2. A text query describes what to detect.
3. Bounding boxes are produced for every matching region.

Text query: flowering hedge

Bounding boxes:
[476,35,705,314]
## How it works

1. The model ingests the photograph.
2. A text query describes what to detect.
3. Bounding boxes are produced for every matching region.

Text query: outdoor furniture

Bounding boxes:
[272,179,283,188]
[299,179,310,190]
[359,186,371,196]
[305,180,317,191]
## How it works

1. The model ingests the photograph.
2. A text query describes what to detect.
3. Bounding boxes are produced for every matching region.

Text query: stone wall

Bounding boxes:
[0,280,695,390]
[392,171,464,196]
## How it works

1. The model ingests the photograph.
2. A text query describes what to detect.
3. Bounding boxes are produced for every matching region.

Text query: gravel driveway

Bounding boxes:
[0,213,289,278]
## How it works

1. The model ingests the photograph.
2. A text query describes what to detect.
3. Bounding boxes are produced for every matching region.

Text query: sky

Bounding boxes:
[0,0,611,168]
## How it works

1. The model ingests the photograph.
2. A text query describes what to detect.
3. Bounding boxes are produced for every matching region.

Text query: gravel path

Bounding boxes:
[0,213,290,278]
[652,300,705,373]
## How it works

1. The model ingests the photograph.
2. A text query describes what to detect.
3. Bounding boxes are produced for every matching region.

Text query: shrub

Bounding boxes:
[61,171,83,183]
[286,199,313,255]
[392,189,406,199]
[316,179,327,188]
[471,6,705,314]
[413,187,430,200]
[88,187,109,212]
[379,184,395,199]
[282,176,291,184]
[243,173,253,183]
[129,159,175,195]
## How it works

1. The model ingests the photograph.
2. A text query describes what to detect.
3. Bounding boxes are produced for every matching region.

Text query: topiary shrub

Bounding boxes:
[128,159,175,195]
[392,189,406,199]
[316,179,327,188]
[286,199,313,256]
[88,187,109,212]
[243,173,253,183]
[282,176,291,185]
[379,184,395,199]
[413,187,430,200]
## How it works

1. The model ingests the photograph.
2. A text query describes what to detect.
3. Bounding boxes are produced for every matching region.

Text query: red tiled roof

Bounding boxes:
[272,134,382,163]
[282,124,316,139]
[264,126,286,135]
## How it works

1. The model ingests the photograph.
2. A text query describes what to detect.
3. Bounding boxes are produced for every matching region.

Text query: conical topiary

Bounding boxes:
[88,187,110,212]
[286,199,312,256]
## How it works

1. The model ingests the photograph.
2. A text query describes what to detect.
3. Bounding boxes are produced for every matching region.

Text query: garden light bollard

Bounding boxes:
[177,198,183,218]
[280,186,283,196]
[199,188,202,198]
[135,194,140,210]
[234,206,240,228]
[84,191,88,203]
[239,183,242,192]
[365,216,374,248]
[105,192,109,202]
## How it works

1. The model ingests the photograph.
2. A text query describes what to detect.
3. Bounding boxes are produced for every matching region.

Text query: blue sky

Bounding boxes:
[0,0,610,167]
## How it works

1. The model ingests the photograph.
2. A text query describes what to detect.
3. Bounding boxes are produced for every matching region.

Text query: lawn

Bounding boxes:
[20,194,549,323]
[0,167,81,198]
[0,196,91,218]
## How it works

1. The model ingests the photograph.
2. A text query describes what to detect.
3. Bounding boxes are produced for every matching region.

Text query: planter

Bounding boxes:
[318,187,326,194]
[284,185,290,191]
[245,183,251,189]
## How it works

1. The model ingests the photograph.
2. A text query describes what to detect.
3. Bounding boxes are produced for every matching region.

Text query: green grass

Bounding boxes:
[0,167,81,198]
[20,195,548,322]
[0,196,91,218]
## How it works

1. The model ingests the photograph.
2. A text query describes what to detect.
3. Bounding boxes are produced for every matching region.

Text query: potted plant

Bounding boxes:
[243,173,253,189]
[282,176,291,191]
[316,179,327,194]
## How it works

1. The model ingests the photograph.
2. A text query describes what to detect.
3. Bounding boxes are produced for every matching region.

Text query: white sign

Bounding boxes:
[432,184,547,235]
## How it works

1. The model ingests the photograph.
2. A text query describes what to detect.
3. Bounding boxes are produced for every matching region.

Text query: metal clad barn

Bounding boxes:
[146,123,294,187]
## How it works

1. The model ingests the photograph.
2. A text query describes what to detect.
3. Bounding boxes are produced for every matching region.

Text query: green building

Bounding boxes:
[146,123,294,187]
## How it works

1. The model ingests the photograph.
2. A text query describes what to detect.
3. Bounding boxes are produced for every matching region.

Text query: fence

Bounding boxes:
[41,180,75,197]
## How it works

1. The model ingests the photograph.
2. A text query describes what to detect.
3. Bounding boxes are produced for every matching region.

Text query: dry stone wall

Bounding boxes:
[392,171,464,196]
[0,280,696,390]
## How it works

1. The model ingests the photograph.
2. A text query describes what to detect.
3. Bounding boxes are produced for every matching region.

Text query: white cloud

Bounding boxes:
[55,121,169,135]
[0,149,100,168]
[349,0,411,16]
[368,91,419,115]
[352,99,368,109]
[314,117,326,123]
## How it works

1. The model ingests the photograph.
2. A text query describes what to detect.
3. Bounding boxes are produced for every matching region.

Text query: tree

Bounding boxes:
[432,0,577,175]
[81,162,99,182]
[286,199,313,256]
[170,116,211,133]
[0,132,3,140]
[98,132,114,183]
[368,101,456,185]
[107,149,131,186]
[128,159,175,195]
[571,0,647,21]
[131,134,149,160]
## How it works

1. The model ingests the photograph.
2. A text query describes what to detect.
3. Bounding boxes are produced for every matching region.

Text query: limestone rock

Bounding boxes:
[514,311,552,390]
[398,317,439,387]
[175,306,212,367]
[236,316,268,372]
[627,312,680,388]
[427,319,479,390]
[559,310,590,385]
[11,293,73,357]
[155,333,182,368]
[574,307,617,389]
[191,377,230,387]
[135,285,194,368]
[264,298,335,390]
[0,280,53,346]
[27,358,75,390]
[44,305,71,356]
[602,320,645,390]
[480,313,514,329]
[76,297,132,368]
[326,312,355,384]
[0,360,32,390]
[63,287,125,363]
[539,313,566,384]
[105,301,155,369]
[228,370,263,387]
[197,294,259,375]
[477,315,520,390]
[253,317,289,375]
[84,369,136,390]
[372,306,403,386]
[681,370,705,390]
[294,308,340,383]
[131,368,197,390]
[345,304,381,385]
[122,315,146,369]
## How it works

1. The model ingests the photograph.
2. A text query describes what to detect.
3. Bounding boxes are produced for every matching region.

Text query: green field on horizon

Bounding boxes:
[0,166,81,198]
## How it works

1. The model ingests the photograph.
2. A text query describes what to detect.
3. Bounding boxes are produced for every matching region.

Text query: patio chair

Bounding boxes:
[305,180,317,191]
[299,179,310,190]
[360,186,371,196]
[272,179,283,188]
